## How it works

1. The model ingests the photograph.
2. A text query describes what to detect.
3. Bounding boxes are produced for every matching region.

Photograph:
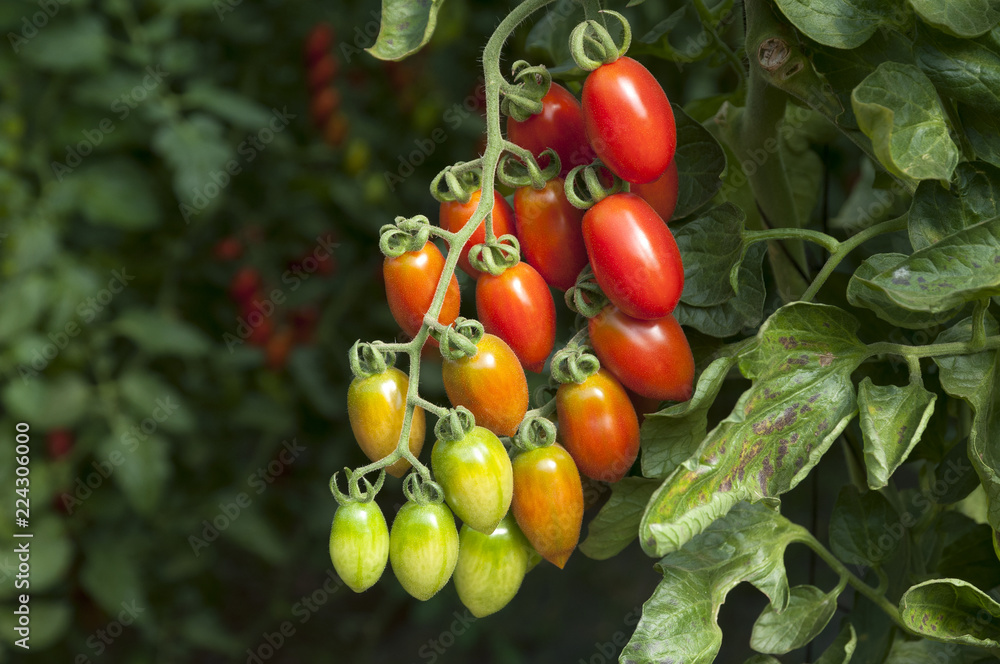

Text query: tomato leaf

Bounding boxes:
[2,373,91,429]
[366,0,446,62]
[815,623,858,664]
[933,314,1000,532]
[750,584,840,655]
[916,26,1000,114]
[847,253,962,328]
[960,104,1000,169]
[909,0,1000,37]
[899,578,1000,649]
[883,637,988,664]
[857,378,937,489]
[851,62,960,184]
[744,657,781,664]
[114,310,213,357]
[623,502,797,664]
[640,355,741,479]
[579,478,659,560]
[672,104,726,220]
[101,432,171,516]
[152,114,232,210]
[640,303,866,557]
[673,242,767,337]
[829,486,901,567]
[773,0,902,49]
[675,203,748,307]
[908,161,1000,251]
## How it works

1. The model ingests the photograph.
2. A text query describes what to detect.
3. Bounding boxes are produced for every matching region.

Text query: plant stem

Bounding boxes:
[867,334,1000,360]
[800,215,908,302]
[746,227,840,253]
[971,298,989,349]
[692,0,745,86]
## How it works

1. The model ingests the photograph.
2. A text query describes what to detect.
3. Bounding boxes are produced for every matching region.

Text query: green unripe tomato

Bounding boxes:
[454,514,531,617]
[432,426,513,534]
[329,501,389,593]
[389,501,459,601]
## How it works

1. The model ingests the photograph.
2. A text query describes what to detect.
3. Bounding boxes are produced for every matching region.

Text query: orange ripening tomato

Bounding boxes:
[475,262,556,373]
[511,443,583,568]
[347,367,425,478]
[556,369,639,483]
[513,179,588,291]
[384,242,461,347]
[265,327,295,371]
[439,190,517,279]
[631,158,679,223]
[311,88,341,128]
[442,334,528,437]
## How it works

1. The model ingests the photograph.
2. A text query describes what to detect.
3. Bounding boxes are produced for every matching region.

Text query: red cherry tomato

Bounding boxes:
[309,54,339,92]
[506,83,595,178]
[265,327,295,371]
[588,306,694,402]
[229,267,260,304]
[305,23,334,64]
[439,189,517,279]
[511,443,583,568]
[324,113,349,147]
[241,297,273,347]
[311,88,341,128]
[475,262,556,373]
[513,179,588,291]
[582,57,676,184]
[213,236,243,262]
[556,369,639,483]
[384,242,461,347]
[631,158,679,223]
[291,306,319,344]
[583,193,683,320]
[47,430,74,460]
[442,334,528,437]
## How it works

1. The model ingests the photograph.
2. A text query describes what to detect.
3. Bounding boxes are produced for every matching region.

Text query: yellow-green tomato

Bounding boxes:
[454,515,530,617]
[347,367,425,478]
[389,501,459,601]
[431,426,513,534]
[329,501,389,593]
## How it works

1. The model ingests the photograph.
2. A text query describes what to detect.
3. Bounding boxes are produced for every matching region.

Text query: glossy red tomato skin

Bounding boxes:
[475,262,556,373]
[582,57,676,184]
[583,193,683,320]
[631,158,679,223]
[442,334,528,437]
[440,190,517,279]
[506,83,595,178]
[510,444,583,569]
[513,179,588,291]
[384,242,461,347]
[556,369,639,483]
[588,306,694,402]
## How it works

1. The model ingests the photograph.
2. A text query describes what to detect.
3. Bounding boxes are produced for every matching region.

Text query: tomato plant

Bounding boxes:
[453,515,532,618]
[383,241,461,345]
[431,425,513,534]
[512,178,588,292]
[389,500,460,601]
[506,82,594,178]
[475,261,556,373]
[631,159,679,223]
[347,367,425,478]
[329,501,390,593]
[439,189,517,278]
[441,333,528,437]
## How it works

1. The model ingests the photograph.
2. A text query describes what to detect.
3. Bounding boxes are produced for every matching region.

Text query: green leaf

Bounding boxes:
[899,578,1000,647]
[934,513,1000,589]
[774,0,903,49]
[118,369,195,434]
[829,486,900,567]
[934,314,1000,532]
[641,355,741,479]
[0,600,71,650]
[80,542,146,617]
[525,0,582,67]
[745,657,781,664]
[366,0,446,61]
[676,203,748,307]
[226,507,288,564]
[751,584,840,655]
[815,623,858,664]
[851,62,960,184]
[101,433,171,515]
[884,636,987,663]
[848,253,962,328]
[935,438,982,503]
[2,373,91,429]
[916,26,1000,114]
[20,16,109,71]
[151,114,232,208]
[181,83,275,129]
[909,0,1000,37]
[114,310,212,357]
[853,218,1000,313]
[673,105,727,219]
[961,104,1000,169]
[27,517,73,594]
[673,242,768,338]
[908,161,1000,251]
[74,159,163,230]
[641,303,866,557]
[623,503,797,664]
[857,378,937,489]
[0,274,49,344]
[579,478,659,560]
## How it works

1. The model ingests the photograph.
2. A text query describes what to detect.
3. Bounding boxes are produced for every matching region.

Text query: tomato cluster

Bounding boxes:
[305,23,349,148]
[333,37,696,618]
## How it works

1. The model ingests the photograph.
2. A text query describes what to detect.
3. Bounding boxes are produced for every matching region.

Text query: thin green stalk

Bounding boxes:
[867,334,1000,360]
[971,298,989,349]
[746,227,841,253]
[692,0,745,86]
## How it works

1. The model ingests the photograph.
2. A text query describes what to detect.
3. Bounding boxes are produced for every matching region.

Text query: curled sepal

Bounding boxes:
[497,149,560,190]
[501,61,552,122]
[564,265,609,318]
[430,163,482,204]
[402,471,446,505]
[468,234,521,277]
[564,162,628,210]
[533,381,558,410]
[348,340,397,379]
[436,317,485,361]
[379,215,433,257]
[330,468,386,505]
[513,416,558,453]
[569,10,632,71]
[550,344,600,385]
[434,406,476,443]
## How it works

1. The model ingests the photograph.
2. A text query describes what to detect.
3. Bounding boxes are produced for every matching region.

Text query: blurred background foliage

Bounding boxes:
[0,0,863,661]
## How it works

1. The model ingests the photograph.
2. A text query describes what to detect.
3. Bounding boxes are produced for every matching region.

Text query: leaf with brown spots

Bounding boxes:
[899,578,1000,651]
[858,378,937,489]
[640,303,866,557]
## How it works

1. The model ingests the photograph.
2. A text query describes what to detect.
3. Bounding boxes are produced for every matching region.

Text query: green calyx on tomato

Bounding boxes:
[506,82,595,179]
[432,425,514,534]
[329,501,390,593]
[454,514,532,618]
[440,189,518,279]
[389,500,460,601]
[511,443,584,569]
